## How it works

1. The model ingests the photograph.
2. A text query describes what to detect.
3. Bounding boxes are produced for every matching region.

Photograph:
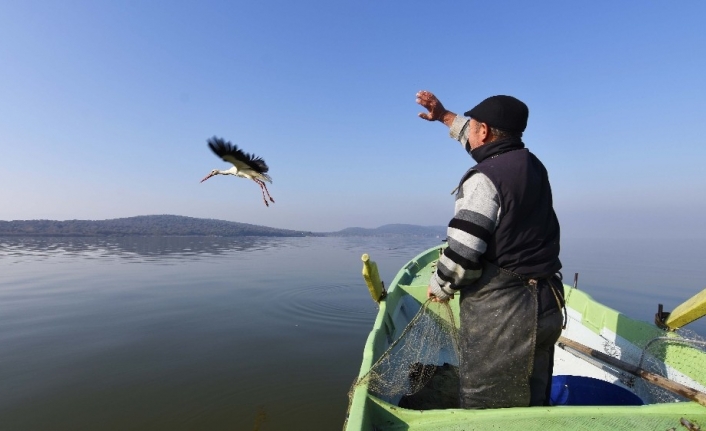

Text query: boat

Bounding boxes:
[345,244,706,430]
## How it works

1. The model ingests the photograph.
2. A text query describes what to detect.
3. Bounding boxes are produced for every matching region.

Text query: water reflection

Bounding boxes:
[1,235,704,431]
[0,235,442,431]
[0,235,446,267]
[0,236,290,263]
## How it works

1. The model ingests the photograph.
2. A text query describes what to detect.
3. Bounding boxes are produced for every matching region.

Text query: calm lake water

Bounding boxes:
[1,236,705,431]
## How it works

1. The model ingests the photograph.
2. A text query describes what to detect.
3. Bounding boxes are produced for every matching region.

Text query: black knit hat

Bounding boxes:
[464,95,529,133]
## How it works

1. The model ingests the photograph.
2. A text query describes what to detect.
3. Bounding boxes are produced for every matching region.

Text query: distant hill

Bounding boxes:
[0,215,319,237]
[0,216,446,238]
[331,224,446,237]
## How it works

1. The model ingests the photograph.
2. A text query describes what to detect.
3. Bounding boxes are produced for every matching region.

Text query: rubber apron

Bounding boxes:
[458,260,538,409]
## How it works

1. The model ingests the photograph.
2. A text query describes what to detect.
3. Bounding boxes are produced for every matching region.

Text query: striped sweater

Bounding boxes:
[429,116,501,300]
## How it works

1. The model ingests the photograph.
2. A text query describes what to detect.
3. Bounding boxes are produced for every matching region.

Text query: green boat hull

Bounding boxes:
[345,245,706,430]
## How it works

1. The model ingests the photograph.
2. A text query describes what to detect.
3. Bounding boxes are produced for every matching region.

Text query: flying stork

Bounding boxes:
[200,137,275,207]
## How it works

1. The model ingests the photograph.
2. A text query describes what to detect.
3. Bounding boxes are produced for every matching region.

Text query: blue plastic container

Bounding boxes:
[551,375,644,406]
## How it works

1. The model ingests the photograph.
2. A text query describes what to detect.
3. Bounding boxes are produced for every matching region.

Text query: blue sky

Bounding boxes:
[1,1,705,237]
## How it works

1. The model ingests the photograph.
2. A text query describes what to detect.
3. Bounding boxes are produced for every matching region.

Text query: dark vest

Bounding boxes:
[465,146,561,278]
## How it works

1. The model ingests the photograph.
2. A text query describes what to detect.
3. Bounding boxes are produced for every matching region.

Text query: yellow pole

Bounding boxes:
[361,254,385,303]
[664,287,706,330]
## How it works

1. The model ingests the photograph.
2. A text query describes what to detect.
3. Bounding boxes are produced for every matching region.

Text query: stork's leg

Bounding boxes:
[255,179,275,203]
[254,180,269,206]
[255,179,276,203]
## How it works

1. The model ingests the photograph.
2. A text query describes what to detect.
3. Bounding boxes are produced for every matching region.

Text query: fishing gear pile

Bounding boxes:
[347,299,461,411]
[347,293,706,413]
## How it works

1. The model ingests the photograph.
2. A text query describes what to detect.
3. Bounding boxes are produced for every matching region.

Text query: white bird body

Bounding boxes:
[201,137,275,206]
[206,166,272,183]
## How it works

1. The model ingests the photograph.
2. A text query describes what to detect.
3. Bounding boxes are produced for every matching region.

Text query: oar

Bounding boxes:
[557,336,706,407]
[659,287,706,330]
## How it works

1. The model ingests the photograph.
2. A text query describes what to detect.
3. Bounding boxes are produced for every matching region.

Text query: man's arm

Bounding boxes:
[428,172,501,302]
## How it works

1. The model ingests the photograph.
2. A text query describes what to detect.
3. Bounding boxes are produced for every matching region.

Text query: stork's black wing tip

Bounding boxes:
[207,136,235,156]
[207,136,226,146]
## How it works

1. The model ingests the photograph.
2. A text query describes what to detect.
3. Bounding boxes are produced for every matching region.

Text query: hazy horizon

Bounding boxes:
[0,214,447,235]
[2,2,705,238]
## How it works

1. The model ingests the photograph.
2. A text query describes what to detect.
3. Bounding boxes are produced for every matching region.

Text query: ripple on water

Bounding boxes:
[266,281,378,331]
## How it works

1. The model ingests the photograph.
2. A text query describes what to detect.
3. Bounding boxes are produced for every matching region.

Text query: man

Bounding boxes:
[416,90,564,409]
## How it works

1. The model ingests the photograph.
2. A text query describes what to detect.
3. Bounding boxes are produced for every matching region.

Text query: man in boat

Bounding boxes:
[416,91,564,409]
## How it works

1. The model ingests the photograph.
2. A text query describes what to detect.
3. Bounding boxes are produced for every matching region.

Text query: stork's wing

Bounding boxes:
[207,137,270,174]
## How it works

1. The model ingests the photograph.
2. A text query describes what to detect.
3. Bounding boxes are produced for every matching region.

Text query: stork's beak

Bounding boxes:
[200,173,214,183]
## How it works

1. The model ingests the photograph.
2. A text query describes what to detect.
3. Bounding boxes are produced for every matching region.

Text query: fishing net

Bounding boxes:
[556,292,706,407]
[348,298,461,410]
[592,327,706,404]
[637,329,706,403]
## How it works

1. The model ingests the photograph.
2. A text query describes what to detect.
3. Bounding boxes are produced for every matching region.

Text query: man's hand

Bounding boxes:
[427,284,454,303]
[416,90,457,126]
